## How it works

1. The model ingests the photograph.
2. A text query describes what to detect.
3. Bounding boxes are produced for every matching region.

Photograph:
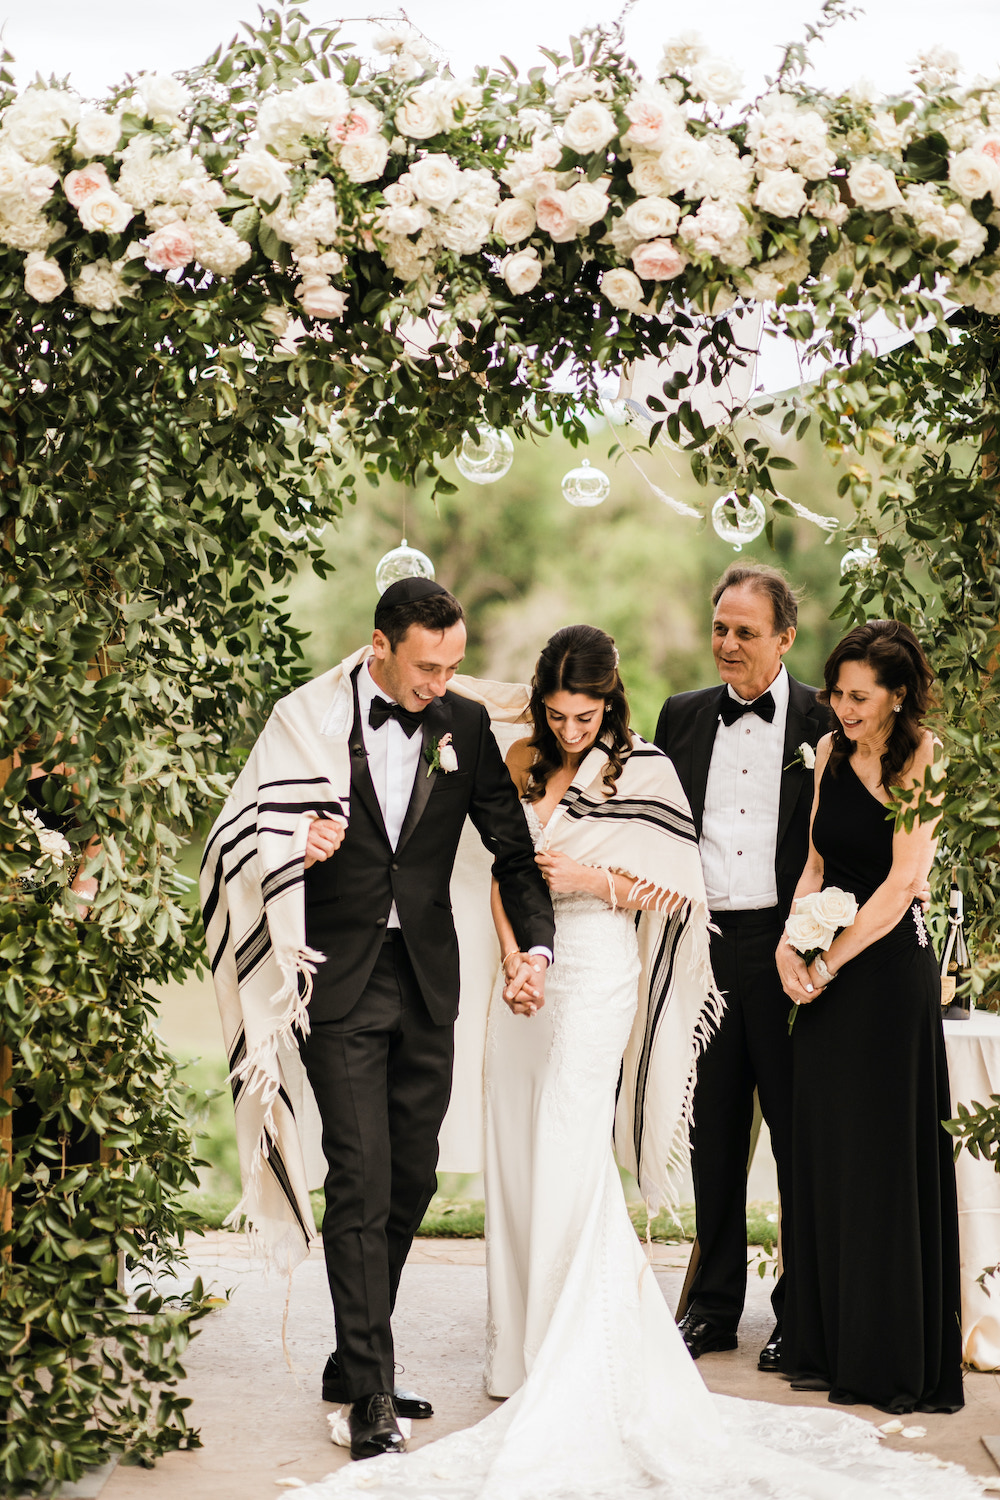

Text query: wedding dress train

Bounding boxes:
[297,805,984,1500]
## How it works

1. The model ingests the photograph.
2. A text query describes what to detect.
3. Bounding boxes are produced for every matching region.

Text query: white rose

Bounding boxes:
[340,136,390,183]
[564,180,609,228]
[810,887,858,931]
[949,147,1000,203]
[561,99,617,156]
[600,266,645,311]
[22,164,57,204]
[232,149,290,202]
[754,168,807,218]
[747,249,809,301]
[74,111,123,158]
[631,237,687,280]
[261,304,291,339]
[796,146,837,182]
[689,57,743,106]
[408,153,460,210]
[137,74,191,122]
[847,158,903,211]
[443,81,483,125]
[77,187,134,235]
[378,203,428,236]
[298,276,347,320]
[492,197,536,244]
[553,70,606,113]
[942,202,988,266]
[383,234,429,282]
[436,734,459,772]
[23,250,66,302]
[383,179,415,207]
[798,741,816,770]
[501,247,543,295]
[628,154,672,197]
[659,33,708,75]
[2,87,80,161]
[658,135,708,193]
[256,94,308,158]
[296,79,349,125]
[870,111,908,157]
[396,90,447,141]
[439,202,493,256]
[188,209,251,276]
[784,910,837,955]
[624,196,680,239]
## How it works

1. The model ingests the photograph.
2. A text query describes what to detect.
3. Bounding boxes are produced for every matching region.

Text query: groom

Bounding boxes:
[654,563,827,1372]
[298,577,555,1460]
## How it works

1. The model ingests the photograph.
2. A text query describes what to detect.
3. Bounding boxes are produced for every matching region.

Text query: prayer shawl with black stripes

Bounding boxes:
[533,733,725,1211]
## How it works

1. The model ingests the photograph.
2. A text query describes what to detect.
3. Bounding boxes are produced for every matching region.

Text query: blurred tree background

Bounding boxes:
[283,415,853,737]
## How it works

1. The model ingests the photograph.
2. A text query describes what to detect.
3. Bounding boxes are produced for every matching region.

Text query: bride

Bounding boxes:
[297,626,984,1500]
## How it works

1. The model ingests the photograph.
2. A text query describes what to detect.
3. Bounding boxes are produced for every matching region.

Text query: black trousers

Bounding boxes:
[687,907,793,1331]
[297,931,455,1400]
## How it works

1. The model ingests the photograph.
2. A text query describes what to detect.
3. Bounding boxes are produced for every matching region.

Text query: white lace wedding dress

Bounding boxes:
[297,804,985,1500]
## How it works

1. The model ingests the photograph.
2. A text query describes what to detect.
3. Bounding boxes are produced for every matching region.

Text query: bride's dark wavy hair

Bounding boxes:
[524,625,631,803]
[821,619,936,787]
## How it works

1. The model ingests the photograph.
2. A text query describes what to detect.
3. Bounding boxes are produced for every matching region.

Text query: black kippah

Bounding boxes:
[374,576,448,626]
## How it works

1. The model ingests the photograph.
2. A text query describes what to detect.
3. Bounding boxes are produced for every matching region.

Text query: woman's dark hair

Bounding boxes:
[524,625,631,802]
[821,619,935,786]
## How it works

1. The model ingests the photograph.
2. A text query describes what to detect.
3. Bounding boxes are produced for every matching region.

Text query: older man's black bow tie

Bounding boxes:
[719,690,775,727]
[369,696,423,737]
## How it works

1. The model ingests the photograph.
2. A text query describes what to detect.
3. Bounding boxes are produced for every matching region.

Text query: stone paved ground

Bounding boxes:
[101,1233,1000,1499]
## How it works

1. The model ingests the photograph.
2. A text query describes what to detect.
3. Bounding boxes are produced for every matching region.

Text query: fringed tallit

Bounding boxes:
[200,649,538,1265]
[535,735,725,1214]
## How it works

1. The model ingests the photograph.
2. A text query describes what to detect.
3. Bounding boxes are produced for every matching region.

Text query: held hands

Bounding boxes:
[304,812,348,869]
[503,952,549,1018]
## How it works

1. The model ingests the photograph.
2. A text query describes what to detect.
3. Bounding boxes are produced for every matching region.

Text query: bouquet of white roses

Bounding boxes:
[784,886,858,1033]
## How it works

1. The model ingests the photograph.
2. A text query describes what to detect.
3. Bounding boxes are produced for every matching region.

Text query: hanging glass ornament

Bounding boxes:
[561,459,611,507]
[375,538,435,595]
[454,426,514,484]
[711,492,766,551]
[840,538,878,577]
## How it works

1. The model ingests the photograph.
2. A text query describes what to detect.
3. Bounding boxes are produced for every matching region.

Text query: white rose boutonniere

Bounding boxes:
[784,887,858,1033]
[426,732,458,777]
[785,741,816,771]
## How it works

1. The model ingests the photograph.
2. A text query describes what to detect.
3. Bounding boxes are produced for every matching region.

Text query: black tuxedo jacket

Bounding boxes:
[305,681,554,1024]
[654,675,829,921]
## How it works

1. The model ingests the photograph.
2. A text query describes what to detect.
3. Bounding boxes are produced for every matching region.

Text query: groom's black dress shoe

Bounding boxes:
[677,1310,738,1359]
[758,1326,782,1372]
[323,1353,434,1419]
[348,1392,407,1460]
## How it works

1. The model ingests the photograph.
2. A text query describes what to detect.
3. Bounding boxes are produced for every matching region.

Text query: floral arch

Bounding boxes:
[1,1,999,1486]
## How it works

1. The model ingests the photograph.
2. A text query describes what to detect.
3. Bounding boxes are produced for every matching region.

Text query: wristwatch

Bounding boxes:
[813,953,837,985]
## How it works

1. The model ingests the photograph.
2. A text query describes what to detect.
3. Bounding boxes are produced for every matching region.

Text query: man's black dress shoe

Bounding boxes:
[323,1353,434,1419]
[349,1392,407,1461]
[758,1326,782,1372]
[677,1310,738,1359]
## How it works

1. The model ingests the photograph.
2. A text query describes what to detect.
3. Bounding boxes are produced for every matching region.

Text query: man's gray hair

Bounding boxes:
[711,562,800,634]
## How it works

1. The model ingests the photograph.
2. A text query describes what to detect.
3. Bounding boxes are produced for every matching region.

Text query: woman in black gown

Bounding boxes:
[776,619,963,1414]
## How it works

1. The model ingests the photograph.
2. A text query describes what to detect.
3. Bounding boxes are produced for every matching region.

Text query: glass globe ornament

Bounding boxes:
[840,537,878,577]
[711,492,766,551]
[454,426,514,485]
[561,459,611,507]
[375,538,435,595]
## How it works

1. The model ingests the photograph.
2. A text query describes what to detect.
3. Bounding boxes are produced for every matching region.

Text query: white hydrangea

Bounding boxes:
[439,200,495,255]
[72,256,130,310]
[679,198,752,263]
[0,198,63,252]
[1,87,80,163]
[909,46,961,91]
[188,207,252,276]
[499,139,562,195]
[270,178,340,249]
[116,137,208,214]
[746,249,810,302]
[952,270,1000,315]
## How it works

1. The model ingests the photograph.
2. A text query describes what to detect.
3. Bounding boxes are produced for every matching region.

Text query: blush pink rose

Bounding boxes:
[145,220,196,270]
[535,189,578,243]
[631,237,686,281]
[981,135,1000,165]
[64,164,111,207]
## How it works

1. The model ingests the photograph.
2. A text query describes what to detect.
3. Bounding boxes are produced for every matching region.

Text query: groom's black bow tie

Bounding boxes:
[369,696,423,738]
[719,689,775,727]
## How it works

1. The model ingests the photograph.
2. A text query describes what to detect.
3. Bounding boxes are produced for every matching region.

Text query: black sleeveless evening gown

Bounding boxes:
[782,759,964,1413]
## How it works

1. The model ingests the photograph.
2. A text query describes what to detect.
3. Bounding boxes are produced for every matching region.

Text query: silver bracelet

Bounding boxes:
[813,953,837,985]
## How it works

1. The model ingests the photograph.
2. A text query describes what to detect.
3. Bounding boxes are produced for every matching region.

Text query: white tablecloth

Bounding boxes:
[944,1009,1000,1369]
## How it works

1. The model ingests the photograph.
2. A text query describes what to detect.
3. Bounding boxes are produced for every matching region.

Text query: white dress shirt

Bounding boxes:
[700,664,789,912]
[357,660,424,927]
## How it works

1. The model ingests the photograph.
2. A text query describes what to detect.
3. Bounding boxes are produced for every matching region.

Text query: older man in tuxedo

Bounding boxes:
[300,578,554,1459]
[654,563,827,1372]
